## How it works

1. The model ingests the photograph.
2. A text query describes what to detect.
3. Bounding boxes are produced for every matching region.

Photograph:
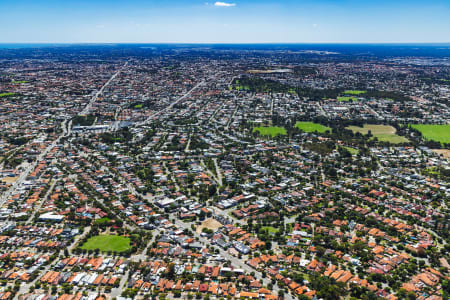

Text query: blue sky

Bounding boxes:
[1,0,449,43]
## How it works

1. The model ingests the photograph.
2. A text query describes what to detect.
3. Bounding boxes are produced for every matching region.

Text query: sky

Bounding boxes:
[1,0,450,43]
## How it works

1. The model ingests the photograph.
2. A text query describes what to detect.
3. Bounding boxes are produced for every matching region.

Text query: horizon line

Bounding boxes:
[1,42,450,45]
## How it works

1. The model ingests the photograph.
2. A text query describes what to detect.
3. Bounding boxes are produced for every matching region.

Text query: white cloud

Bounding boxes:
[214,2,236,7]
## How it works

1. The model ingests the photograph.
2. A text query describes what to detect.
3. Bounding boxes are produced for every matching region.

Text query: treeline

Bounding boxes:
[233,76,412,102]
[128,100,155,109]
[100,127,133,144]
[293,66,317,76]
[72,114,96,126]
[409,126,450,149]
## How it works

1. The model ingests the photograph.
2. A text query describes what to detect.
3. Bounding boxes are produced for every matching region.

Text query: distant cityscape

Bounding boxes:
[0,44,448,300]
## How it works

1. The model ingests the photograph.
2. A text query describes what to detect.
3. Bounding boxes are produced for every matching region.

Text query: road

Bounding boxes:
[137,80,205,126]
[26,179,57,224]
[173,218,293,300]
[68,226,91,255]
[110,270,129,298]
[363,104,381,119]
[1,63,124,206]
[270,97,274,116]
[200,160,221,186]
[0,119,69,206]
[14,259,55,300]
[79,62,127,116]
[213,158,223,186]
[317,101,327,117]
[226,103,239,130]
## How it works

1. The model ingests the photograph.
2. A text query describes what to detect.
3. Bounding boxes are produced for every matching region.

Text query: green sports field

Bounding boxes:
[0,93,15,98]
[253,126,287,137]
[80,235,131,252]
[94,217,112,225]
[343,90,366,95]
[338,96,358,102]
[295,121,331,133]
[347,124,410,144]
[410,124,450,144]
[343,146,359,155]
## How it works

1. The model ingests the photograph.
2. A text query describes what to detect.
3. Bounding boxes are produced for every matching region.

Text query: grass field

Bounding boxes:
[253,126,287,137]
[338,96,358,102]
[295,121,331,133]
[343,146,359,155]
[410,124,450,144]
[347,124,410,144]
[12,80,27,84]
[0,93,15,98]
[80,235,131,252]
[344,90,366,95]
[94,217,111,225]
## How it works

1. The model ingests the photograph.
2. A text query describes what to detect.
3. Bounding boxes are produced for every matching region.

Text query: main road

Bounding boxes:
[0,62,126,207]
[173,218,294,300]
[0,119,69,206]
[136,79,205,127]
[79,62,127,116]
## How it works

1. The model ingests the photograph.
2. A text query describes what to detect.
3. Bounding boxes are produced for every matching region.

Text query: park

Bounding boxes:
[80,234,131,253]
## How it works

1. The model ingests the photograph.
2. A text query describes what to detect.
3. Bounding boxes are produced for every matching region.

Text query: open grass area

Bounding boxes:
[253,126,287,137]
[343,146,359,155]
[80,235,131,252]
[347,124,410,144]
[410,124,450,144]
[12,80,27,84]
[94,217,111,225]
[374,134,410,143]
[295,121,331,133]
[0,93,15,98]
[344,90,366,95]
[338,96,358,102]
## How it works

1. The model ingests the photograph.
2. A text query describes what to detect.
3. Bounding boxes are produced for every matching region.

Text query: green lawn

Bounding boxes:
[134,104,143,109]
[344,90,366,95]
[94,217,111,225]
[234,85,249,91]
[12,80,27,84]
[80,235,131,252]
[410,124,450,144]
[253,126,287,137]
[347,124,410,144]
[374,134,411,143]
[0,93,15,98]
[295,121,331,133]
[338,96,358,102]
[343,146,359,155]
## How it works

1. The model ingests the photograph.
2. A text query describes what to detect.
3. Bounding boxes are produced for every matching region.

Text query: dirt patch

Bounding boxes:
[196,218,223,234]
[1,176,18,184]
[433,149,450,159]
